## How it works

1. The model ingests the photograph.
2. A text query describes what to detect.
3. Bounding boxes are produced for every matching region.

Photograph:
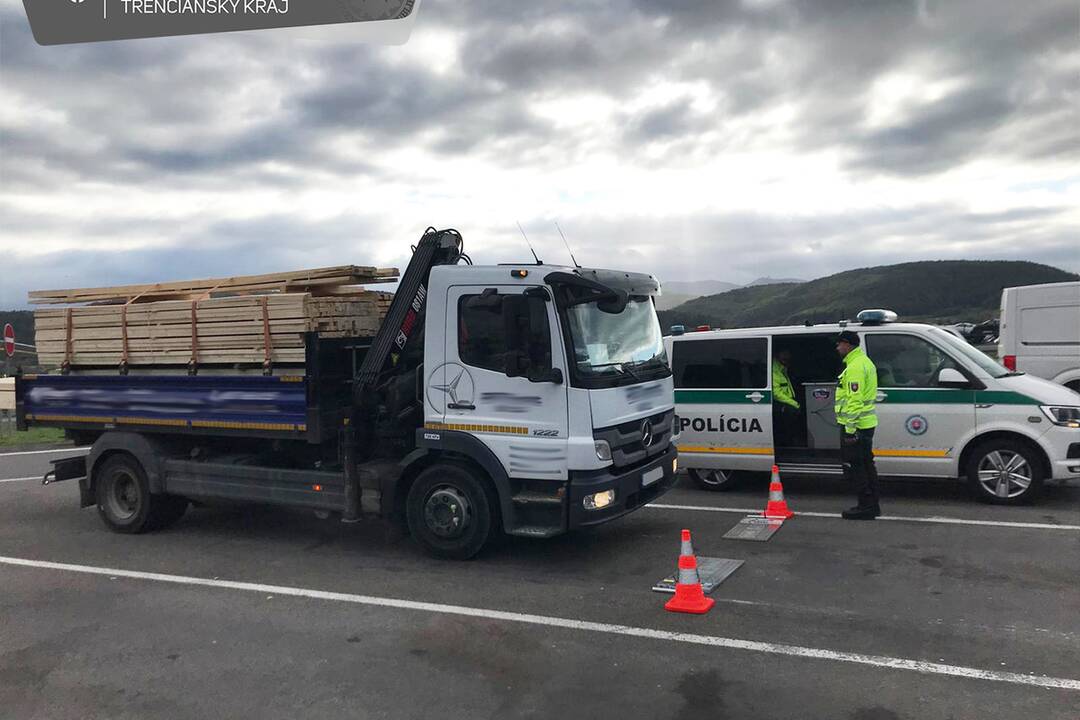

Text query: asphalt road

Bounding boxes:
[1,447,1078,720]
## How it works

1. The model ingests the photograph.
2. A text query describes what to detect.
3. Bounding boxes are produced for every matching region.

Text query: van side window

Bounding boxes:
[672,338,768,389]
[458,293,551,373]
[865,334,958,388]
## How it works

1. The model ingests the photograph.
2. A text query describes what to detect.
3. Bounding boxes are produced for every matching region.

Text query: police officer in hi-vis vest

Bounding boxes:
[772,349,802,447]
[834,331,881,519]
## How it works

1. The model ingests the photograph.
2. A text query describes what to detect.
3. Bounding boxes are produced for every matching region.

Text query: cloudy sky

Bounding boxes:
[1,0,1077,307]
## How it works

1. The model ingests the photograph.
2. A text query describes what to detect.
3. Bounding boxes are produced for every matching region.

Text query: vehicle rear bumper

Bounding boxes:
[567,443,678,528]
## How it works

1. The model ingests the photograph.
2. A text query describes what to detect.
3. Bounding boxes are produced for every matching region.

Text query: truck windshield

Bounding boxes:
[563,296,669,385]
[927,327,1012,378]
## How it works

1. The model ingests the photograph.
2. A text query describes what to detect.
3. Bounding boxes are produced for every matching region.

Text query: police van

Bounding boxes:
[665,310,1080,505]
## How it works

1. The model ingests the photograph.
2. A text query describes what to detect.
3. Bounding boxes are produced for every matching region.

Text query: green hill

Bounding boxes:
[658,260,1078,331]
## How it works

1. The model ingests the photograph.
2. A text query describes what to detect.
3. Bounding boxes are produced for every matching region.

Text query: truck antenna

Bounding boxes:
[516,221,543,265]
[554,221,581,268]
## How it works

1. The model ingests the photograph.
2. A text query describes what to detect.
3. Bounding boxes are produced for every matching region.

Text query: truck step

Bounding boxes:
[511,491,563,506]
[508,525,562,539]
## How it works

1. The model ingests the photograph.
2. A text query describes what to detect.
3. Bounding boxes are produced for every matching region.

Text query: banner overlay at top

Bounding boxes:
[22,0,419,45]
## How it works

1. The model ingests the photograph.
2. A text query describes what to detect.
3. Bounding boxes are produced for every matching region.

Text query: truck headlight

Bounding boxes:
[1040,406,1080,428]
[594,440,612,461]
[583,489,615,510]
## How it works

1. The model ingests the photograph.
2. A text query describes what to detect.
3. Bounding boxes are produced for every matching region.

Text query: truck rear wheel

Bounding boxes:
[95,454,188,533]
[406,463,495,560]
[965,439,1044,505]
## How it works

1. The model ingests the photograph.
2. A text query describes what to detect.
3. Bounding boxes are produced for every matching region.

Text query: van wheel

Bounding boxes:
[406,463,495,560]
[688,468,742,492]
[965,440,1044,505]
[95,455,188,533]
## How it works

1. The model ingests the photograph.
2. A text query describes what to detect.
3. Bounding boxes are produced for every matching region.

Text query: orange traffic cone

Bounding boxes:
[764,465,794,519]
[664,529,715,615]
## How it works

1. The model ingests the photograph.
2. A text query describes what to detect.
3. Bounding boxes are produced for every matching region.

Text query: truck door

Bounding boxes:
[438,285,570,480]
[671,335,774,471]
[863,332,975,477]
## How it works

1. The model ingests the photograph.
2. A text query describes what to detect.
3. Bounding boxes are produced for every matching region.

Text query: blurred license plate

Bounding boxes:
[642,467,663,487]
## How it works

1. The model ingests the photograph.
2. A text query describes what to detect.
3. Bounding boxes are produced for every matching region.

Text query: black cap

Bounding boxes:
[836,330,860,346]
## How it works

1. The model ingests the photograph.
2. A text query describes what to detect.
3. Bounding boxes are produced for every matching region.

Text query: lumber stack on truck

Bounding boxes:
[31,265,397,370]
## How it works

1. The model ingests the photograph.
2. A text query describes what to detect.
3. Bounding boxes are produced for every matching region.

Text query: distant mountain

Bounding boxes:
[658,260,1078,331]
[663,280,742,296]
[744,276,804,288]
[656,280,741,310]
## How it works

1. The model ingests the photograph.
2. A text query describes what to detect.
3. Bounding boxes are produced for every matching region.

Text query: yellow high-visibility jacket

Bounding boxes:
[835,346,878,434]
[772,360,800,409]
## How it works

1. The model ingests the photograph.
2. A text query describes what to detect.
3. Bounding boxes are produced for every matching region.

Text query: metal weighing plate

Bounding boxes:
[652,557,744,594]
[722,515,785,542]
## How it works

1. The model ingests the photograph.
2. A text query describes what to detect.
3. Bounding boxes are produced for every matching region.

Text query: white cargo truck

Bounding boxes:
[19,228,678,558]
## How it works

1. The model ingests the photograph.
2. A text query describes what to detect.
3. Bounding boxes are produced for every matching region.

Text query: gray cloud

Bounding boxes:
[2,0,1078,309]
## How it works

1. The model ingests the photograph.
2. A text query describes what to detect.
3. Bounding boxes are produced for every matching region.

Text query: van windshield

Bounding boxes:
[927,327,1012,378]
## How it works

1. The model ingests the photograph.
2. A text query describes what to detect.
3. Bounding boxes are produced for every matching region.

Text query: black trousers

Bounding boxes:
[841,427,880,510]
[775,404,803,448]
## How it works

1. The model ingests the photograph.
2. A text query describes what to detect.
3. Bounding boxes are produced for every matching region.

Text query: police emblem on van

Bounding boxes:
[905,415,928,436]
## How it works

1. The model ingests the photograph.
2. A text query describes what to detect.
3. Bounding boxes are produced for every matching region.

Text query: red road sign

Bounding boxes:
[3,324,14,357]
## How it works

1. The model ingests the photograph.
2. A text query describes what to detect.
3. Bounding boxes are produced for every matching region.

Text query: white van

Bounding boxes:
[999,282,1080,392]
[666,310,1080,505]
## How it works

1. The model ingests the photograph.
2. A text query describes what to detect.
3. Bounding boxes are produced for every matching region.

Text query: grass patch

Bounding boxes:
[0,426,67,448]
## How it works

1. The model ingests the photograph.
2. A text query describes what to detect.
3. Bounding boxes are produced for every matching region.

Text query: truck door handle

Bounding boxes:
[745,392,764,402]
[448,402,475,411]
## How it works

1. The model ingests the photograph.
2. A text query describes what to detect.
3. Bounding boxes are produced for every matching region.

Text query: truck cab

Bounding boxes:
[414,263,678,552]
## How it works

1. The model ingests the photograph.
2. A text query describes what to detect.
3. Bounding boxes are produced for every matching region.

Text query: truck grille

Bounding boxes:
[594,409,674,469]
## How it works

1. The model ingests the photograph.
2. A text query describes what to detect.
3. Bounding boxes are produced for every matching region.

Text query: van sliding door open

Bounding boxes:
[671,336,774,472]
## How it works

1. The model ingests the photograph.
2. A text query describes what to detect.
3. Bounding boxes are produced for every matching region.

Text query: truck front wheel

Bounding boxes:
[406,463,495,560]
[95,454,188,533]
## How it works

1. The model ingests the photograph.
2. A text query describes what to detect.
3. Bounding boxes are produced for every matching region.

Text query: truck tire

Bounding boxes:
[688,468,743,492]
[405,463,495,560]
[965,439,1044,505]
[95,454,188,533]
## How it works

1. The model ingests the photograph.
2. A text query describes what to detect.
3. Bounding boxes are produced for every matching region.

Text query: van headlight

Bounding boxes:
[1040,406,1080,428]
[594,440,612,461]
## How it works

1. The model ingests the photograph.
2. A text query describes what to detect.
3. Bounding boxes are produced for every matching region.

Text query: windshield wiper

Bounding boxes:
[585,361,640,380]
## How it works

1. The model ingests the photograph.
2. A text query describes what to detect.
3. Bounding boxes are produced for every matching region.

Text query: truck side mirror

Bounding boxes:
[597,288,628,314]
[937,367,969,387]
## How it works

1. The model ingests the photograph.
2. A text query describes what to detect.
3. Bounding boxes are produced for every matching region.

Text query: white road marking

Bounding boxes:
[0,477,40,484]
[647,503,1080,531]
[1,555,1077,692]
[0,446,89,457]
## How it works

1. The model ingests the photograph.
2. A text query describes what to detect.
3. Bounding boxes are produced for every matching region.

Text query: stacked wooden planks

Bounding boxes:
[32,266,397,369]
[29,265,398,305]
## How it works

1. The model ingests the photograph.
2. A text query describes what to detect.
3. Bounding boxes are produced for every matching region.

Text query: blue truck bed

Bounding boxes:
[16,336,368,443]
[18,373,310,438]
